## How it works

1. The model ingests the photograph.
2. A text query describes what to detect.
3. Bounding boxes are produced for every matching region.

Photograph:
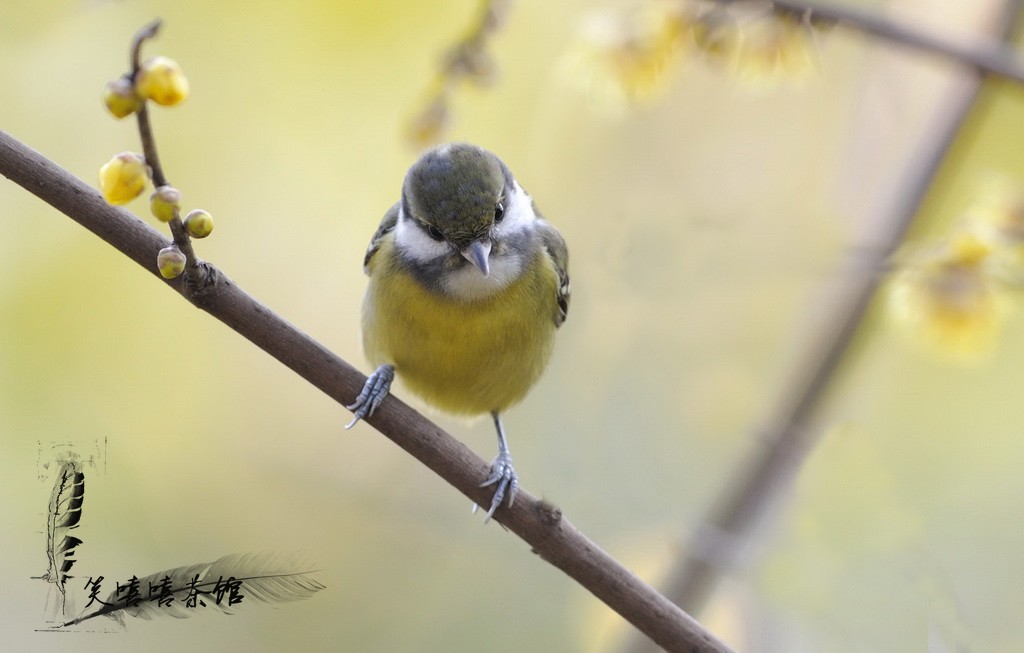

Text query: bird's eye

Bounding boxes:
[425,224,445,241]
[494,201,505,223]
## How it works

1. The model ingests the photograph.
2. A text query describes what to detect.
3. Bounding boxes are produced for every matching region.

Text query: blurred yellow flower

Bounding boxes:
[948,230,993,265]
[136,56,190,107]
[561,2,820,113]
[889,234,1008,361]
[962,176,1024,281]
[729,13,817,88]
[691,5,742,63]
[98,152,149,205]
[560,3,691,114]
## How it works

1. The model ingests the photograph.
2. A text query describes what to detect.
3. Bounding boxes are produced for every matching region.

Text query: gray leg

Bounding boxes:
[479,411,518,522]
[345,364,394,429]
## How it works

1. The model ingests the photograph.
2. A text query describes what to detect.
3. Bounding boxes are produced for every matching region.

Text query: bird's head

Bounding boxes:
[401,143,513,277]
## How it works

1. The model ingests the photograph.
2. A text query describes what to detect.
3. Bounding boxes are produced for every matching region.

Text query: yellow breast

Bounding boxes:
[361,238,559,415]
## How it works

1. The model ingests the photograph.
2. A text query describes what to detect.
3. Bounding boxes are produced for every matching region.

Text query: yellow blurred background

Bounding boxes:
[5,1,1024,651]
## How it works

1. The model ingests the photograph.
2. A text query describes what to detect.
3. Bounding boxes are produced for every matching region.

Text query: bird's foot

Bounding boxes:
[345,364,394,429]
[475,450,518,522]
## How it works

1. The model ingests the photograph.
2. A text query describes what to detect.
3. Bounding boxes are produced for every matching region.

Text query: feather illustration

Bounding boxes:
[40,459,85,615]
[61,552,325,627]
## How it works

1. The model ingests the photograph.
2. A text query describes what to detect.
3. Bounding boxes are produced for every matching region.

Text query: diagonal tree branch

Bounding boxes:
[0,129,734,653]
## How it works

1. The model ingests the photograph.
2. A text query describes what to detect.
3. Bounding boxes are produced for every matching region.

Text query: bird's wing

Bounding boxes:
[536,218,570,327]
[363,202,400,271]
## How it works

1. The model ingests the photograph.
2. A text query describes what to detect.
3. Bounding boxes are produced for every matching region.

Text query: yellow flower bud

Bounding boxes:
[98,152,149,205]
[150,186,182,223]
[102,77,143,119]
[157,245,187,279]
[136,56,190,106]
[184,209,214,238]
[558,5,691,115]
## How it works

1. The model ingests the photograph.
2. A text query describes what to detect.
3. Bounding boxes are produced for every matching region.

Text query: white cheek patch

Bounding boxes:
[492,182,535,240]
[394,206,450,263]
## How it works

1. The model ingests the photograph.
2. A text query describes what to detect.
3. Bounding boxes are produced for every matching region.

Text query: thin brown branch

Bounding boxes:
[0,128,734,653]
[130,19,162,72]
[131,21,168,189]
[711,0,1024,84]
[623,2,1024,652]
[127,20,201,286]
[135,104,168,188]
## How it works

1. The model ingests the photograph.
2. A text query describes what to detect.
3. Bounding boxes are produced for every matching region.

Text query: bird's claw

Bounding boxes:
[345,364,394,429]
[474,451,518,522]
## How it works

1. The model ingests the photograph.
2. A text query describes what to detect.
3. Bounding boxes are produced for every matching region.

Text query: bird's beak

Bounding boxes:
[461,239,491,277]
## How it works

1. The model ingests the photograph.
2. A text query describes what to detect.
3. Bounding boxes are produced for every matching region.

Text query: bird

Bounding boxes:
[346,143,570,521]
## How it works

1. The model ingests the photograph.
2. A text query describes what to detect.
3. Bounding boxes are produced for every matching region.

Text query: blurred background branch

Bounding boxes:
[713,0,1024,82]
[405,0,513,146]
[622,1,1024,651]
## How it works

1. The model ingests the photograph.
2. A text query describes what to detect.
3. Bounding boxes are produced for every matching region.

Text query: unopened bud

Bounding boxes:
[183,209,214,238]
[136,56,190,106]
[157,245,187,279]
[150,186,182,223]
[98,152,149,205]
[102,76,142,119]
